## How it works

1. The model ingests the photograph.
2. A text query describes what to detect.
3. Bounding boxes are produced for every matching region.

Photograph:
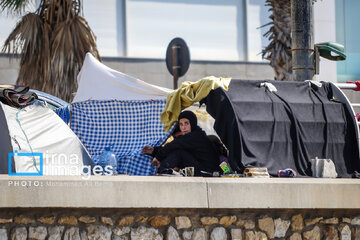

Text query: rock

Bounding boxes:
[167,226,180,240]
[175,216,191,229]
[63,227,80,240]
[101,217,114,226]
[113,227,130,236]
[58,216,78,225]
[210,227,227,240]
[48,226,65,240]
[231,229,242,240]
[149,216,170,228]
[258,217,274,239]
[11,227,27,240]
[200,217,218,226]
[324,226,339,240]
[28,226,47,240]
[87,225,112,240]
[80,231,87,240]
[245,231,267,240]
[303,226,320,240]
[135,216,148,223]
[305,217,323,227]
[353,228,360,240]
[289,232,302,240]
[192,228,207,240]
[131,226,162,240]
[291,214,304,232]
[182,231,193,240]
[236,220,255,230]
[352,217,360,226]
[78,216,96,224]
[321,217,339,225]
[339,224,351,240]
[0,229,7,240]
[342,218,351,224]
[112,236,128,240]
[274,218,290,238]
[118,216,134,227]
[0,218,12,224]
[14,216,35,224]
[37,216,56,225]
[220,216,237,227]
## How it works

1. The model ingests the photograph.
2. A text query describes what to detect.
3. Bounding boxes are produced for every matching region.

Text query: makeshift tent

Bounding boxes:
[71,53,174,175]
[0,101,93,175]
[201,79,360,177]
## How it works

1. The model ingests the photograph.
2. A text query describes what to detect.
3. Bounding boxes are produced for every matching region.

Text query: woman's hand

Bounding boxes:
[142,146,154,155]
[151,157,160,168]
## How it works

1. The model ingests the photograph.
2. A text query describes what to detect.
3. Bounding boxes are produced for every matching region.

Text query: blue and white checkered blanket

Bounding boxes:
[70,100,173,175]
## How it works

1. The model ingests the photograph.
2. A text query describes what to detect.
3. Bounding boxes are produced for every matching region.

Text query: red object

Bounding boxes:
[356,113,360,122]
[347,81,360,91]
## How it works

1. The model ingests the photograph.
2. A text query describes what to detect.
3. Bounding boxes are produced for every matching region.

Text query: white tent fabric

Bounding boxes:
[2,102,92,176]
[72,53,172,103]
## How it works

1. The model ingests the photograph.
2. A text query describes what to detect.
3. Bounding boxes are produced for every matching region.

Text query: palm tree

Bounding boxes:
[1,0,100,102]
[262,0,292,81]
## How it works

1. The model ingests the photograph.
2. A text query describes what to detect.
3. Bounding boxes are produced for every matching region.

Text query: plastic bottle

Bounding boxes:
[96,146,118,175]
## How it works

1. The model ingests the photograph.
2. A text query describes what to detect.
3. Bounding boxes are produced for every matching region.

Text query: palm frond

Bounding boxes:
[261,0,292,81]
[2,0,101,102]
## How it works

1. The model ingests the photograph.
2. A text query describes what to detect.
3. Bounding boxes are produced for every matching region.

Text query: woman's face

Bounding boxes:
[179,118,191,135]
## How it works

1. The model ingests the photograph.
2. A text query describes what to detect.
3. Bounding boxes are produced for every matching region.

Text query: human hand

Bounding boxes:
[151,157,160,168]
[142,146,154,155]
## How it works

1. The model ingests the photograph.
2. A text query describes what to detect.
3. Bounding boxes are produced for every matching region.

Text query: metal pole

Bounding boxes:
[172,45,180,89]
[291,0,314,81]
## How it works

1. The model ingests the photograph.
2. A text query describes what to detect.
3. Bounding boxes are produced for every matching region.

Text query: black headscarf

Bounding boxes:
[178,110,198,132]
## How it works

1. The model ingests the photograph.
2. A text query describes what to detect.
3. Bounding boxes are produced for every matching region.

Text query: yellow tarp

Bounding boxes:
[160,76,231,131]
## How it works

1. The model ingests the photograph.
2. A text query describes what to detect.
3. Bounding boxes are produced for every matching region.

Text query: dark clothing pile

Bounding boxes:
[153,126,220,176]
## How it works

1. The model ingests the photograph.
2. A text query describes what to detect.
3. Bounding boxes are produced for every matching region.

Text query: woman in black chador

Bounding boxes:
[142,110,220,176]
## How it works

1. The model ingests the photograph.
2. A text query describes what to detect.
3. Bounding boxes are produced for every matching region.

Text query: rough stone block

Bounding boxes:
[338,224,351,240]
[220,216,237,227]
[231,229,242,240]
[175,216,191,229]
[58,216,78,225]
[324,226,339,240]
[78,216,96,224]
[192,228,207,240]
[130,226,162,240]
[289,232,302,240]
[37,216,56,225]
[200,217,218,226]
[48,226,65,240]
[182,231,193,240]
[236,220,255,230]
[274,218,290,238]
[210,227,227,240]
[258,217,274,238]
[303,226,320,240]
[149,216,170,228]
[101,217,114,226]
[0,229,7,240]
[167,226,180,240]
[11,227,27,240]
[291,214,304,232]
[87,225,111,240]
[113,227,130,236]
[63,227,80,240]
[118,216,134,227]
[14,216,35,224]
[0,218,12,224]
[28,226,47,240]
[352,217,360,226]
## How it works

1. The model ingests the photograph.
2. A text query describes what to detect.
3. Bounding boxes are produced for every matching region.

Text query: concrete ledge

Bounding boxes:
[0,176,359,209]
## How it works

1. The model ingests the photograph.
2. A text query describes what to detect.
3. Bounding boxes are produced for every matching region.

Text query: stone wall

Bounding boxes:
[0,209,359,240]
